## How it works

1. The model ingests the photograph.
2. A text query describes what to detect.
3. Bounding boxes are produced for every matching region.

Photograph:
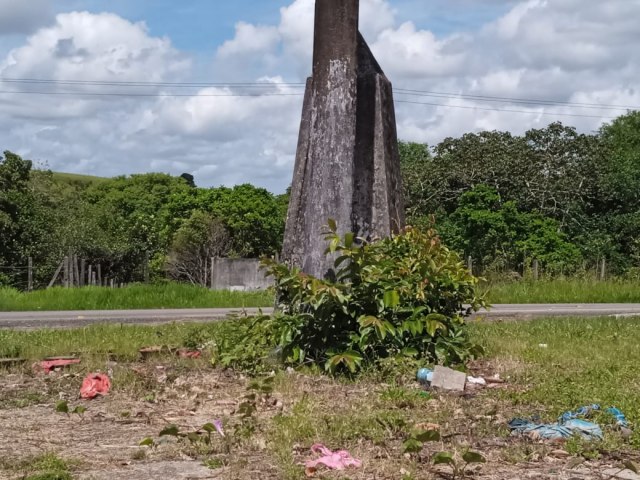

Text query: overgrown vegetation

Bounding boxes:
[3,111,640,292]
[262,223,485,373]
[2,316,639,478]
[401,112,640,277]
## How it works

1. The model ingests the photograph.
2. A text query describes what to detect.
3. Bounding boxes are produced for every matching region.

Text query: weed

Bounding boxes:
[203,457,226,469]
[14,453,75,480]
[131,449,146,461]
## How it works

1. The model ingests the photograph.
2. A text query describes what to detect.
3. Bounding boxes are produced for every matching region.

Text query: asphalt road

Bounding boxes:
[2,304,640,329]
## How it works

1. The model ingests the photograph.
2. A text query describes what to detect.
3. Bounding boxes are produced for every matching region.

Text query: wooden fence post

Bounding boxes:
[533,259,539,281]
[80,259,86,287]
[144,251,150,284]
[600,257,607,281]
[467,256,473,275]
[27,257,33,292]
[48,259,64,288]
[97,264,102,287]
[63,256,69,288]
[210,257,216,290]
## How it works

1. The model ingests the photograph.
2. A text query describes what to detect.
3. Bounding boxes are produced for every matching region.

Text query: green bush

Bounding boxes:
[262,222,486,373]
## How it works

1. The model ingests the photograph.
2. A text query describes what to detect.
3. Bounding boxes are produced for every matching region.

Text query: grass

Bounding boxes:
[1,316,639,478]
[471,316,640,446]
[485,278,640,303]
[0,319,249,360]
[0,283,273,311]
[51,171,110,187]
[0,452,76,480]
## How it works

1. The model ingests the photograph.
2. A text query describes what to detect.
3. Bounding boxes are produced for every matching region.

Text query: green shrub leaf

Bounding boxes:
[432,452,455,465]
[462,451,486,464]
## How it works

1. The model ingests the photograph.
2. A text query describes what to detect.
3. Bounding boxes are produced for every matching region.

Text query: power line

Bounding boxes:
[395,99,618,119]
[0,82,626,119]
[0,77,306,88]
[395,89,636,112]
[3,76,637,110]
[0,90,302,98]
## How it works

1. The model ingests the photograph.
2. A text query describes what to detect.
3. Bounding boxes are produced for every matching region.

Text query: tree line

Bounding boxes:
[1,110,639,289]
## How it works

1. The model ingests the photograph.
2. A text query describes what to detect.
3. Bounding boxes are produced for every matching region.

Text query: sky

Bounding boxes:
[0,0,639,193]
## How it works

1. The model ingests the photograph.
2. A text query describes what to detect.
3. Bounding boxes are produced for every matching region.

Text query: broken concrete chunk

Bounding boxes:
[430,366,467,391]
[602,469,640,480]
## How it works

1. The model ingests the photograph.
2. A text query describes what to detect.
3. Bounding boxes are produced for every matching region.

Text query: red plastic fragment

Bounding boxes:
[80,373,111,399]
[36,358,81,374]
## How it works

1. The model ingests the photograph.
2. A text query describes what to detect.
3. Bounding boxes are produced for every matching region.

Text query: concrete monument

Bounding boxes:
[282,0,405,279]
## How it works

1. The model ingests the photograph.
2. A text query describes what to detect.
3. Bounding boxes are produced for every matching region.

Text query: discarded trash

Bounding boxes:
[139,346,164,360]
[417,368,433,385]
[509,417,603,441]
[431,366,467,392]
[486,374,505,384]
[509,404,630,441]
[304,444,362,476]
[80,373,111,399]
[176,349,201,359]
[538,344,549,348]
[560,404,629,427]
[467,376,487,386]
[213,419,225,437]
[36,357,81,374]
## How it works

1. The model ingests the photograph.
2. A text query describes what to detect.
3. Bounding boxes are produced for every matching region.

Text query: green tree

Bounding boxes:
[166,211,230,286]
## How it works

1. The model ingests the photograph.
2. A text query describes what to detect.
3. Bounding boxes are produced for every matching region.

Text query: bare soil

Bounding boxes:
[0,359,637,480]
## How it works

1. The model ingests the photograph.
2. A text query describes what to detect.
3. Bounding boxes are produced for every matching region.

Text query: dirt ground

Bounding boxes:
[0,359,637,480]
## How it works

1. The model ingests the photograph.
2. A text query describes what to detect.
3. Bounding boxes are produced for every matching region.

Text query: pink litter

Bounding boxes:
[304,443,362,476]
[80,373,111,399]
[35,358,81,374]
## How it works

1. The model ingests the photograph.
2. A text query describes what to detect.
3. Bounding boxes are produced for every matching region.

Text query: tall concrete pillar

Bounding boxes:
[282,0,405,279]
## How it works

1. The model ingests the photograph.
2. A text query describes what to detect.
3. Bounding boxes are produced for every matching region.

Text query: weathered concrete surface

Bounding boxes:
[282,0,405,279]
[210,258,272,291]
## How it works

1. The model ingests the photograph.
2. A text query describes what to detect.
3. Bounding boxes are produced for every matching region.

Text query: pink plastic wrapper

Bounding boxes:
[304,443,362,476]
[80,373,111,399]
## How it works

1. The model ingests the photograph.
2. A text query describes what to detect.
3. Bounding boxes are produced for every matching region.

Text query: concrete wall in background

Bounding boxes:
[210,258,273,291]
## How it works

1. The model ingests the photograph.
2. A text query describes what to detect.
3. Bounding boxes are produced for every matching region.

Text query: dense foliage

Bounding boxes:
[0,153,286,289]
[262,223,486,373]
[401,111,640,277]
[2,110,640,288]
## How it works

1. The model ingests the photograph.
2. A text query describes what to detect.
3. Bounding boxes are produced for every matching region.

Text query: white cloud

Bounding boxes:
[1,0,639,192]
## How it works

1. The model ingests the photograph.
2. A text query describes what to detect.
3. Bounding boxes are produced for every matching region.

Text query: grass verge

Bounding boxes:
[485,278,640,303]
[0,316,639,478]
[0,283,273,311]
[471,316,640,446]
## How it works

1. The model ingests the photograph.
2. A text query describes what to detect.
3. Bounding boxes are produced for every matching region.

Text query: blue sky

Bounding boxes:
[51,0,512,55]
[0,0,635,191]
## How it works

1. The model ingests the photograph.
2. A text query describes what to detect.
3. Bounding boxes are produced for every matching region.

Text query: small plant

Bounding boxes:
[203,457,226,470]
[211,316,276,373]
[432,450,486,479]
[402,427,441,454]
[262,222,486,374]
[54,401,87,419]
[234,376,275,440]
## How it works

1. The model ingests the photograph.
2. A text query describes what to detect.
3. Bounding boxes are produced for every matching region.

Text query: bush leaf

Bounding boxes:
[432,452,455,465]
[462,451,486,464]
[159,424,180,437]
[55,400,69,414]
